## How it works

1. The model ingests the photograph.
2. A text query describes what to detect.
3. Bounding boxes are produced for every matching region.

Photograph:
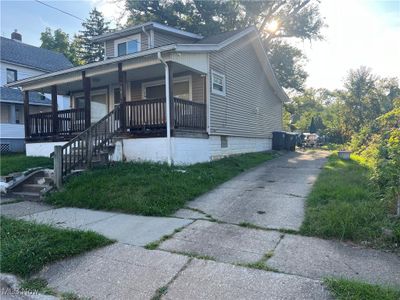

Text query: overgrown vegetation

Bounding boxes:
[300,154,399,250]
[0,153,53,176]
[0,217,113,277]
[47,152,278,216]
[325,278,400,300]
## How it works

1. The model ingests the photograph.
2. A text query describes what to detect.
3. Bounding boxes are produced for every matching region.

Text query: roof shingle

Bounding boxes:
[0,87,51,105]
[0,37,73,72]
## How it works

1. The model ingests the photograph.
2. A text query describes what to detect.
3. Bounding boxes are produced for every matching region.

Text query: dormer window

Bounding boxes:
[114,34,141,57]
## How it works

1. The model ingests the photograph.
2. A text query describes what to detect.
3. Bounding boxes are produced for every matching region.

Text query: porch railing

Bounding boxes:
[28,98,206,140]
[28,108,85,138]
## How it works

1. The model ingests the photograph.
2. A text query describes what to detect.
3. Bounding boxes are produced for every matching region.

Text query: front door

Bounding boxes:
[91,93,108,124]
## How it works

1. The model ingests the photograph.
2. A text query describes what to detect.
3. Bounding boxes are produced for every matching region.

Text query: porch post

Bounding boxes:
[51,85,58,137]
[82,71,91,129]
[23,90,30,138]
[167,61,174,131]
[118,63,126,130]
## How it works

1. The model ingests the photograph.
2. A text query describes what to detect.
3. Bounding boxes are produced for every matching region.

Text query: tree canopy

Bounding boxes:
[124,0,324,92]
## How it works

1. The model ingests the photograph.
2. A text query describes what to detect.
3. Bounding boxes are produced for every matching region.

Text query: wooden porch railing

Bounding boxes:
[31,98,206,141]
[28,108,85,138]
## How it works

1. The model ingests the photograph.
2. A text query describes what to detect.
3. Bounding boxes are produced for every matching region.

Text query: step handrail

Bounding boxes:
[53,104,121,188]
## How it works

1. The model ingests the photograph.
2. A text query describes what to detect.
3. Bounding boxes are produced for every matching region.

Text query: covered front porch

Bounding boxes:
[23,51,208,142]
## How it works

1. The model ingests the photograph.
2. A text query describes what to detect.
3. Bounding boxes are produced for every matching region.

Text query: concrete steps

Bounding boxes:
[8,169,54,201]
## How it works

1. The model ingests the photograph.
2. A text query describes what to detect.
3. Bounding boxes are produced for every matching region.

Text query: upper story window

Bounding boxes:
[114,34,141,57]
[211,70,226,96]
[6,68,17,83]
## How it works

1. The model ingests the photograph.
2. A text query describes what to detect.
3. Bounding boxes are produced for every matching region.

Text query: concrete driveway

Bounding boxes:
[175,150,329,230]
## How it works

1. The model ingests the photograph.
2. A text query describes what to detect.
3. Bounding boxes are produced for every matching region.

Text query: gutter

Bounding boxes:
[157,52,172,166]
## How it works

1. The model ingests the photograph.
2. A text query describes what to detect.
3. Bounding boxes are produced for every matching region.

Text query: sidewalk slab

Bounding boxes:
[267,234,400,287]
[81,214,192,246]
[0,201,53,218]
[20,207,118,228]
[159,220,282,264]
[19,207,192,246]
[164,259,331,300]
[39,243,189,300]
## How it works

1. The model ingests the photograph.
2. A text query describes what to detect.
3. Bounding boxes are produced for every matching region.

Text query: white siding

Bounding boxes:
[0,62,44,85]
[0,123,24,138]
[26,141,67,157]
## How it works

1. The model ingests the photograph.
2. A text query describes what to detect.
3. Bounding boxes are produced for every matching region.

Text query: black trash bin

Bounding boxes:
[272,131,286,150]
[284,133,297,151]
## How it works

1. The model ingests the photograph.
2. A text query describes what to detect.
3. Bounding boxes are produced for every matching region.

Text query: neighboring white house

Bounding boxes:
[8,22,288,171]
[0,31,72,152]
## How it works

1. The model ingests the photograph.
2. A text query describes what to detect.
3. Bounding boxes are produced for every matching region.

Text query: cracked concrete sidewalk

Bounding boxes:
[2,150,399,299]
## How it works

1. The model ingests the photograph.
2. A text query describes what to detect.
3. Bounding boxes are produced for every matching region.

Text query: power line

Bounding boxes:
[34,0,84,21]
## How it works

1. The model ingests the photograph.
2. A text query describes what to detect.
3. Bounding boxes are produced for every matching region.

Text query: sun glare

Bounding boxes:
[266,20,279,33]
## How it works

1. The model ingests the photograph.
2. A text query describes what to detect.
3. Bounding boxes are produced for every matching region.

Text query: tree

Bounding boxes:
[77,8,109,63]
[123,0,324,91]
[40,28,80,65]
[340,67,399,133]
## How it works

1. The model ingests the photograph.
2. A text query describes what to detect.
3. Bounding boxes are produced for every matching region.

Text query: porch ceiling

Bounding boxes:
[23,61,204,95]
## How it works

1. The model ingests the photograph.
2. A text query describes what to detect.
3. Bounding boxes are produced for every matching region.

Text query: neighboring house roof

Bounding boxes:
[0,37,73,72]
[92,22,203,43]
[8,26,289,102]
[0,87,51,106]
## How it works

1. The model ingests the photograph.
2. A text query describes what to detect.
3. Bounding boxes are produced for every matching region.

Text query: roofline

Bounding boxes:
[0,59,59,73]
[175,27,257,52]
[92,22,203,43]
[6,44,177,88]
[0,99,51,106]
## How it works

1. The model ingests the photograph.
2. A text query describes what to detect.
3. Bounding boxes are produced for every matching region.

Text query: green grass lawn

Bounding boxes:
[0,217,113,278]
[47,151,278,216]
[300,154,400,249]
[325,278,400,300]
[0,153,53,176]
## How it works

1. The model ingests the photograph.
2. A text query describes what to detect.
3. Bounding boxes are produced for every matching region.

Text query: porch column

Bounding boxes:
[118,63,126,130]
[167,61,174,131]
[51,85,58,136]
[23,91,30,138]
[82,71,91,129]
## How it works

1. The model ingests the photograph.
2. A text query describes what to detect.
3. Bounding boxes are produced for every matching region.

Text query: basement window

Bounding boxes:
[220,136,228,148]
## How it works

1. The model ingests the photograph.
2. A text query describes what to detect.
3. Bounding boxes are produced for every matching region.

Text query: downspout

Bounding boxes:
[142,26,152,49]
[157,52,172,166]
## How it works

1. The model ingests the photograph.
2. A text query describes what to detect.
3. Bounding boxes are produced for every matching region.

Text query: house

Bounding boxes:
[0,31,72,152]
[7,22,288,181]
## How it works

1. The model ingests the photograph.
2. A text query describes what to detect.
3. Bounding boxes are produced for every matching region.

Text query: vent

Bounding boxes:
[1,143,11,153]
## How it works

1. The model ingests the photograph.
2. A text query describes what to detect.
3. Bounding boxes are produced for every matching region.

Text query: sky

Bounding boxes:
[1,0,399,90]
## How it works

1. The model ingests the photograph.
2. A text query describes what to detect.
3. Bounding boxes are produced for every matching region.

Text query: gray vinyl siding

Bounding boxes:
[153,32,196,47]
[209,34,283,138]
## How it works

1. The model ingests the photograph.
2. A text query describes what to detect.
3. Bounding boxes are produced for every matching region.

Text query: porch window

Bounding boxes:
[142,76,192,100]
[75,97,85,109]
[115,34,140,57]
[211,70,226,96]
[113,88,121,107]
[6,68,17,83]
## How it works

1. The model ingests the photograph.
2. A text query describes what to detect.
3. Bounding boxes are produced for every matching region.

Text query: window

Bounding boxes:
[142,76,192,100]
[220,136,228,148]
[211,70,225,96]
[6,68,17,83]
[75,97,85,109]
[15,108,21,124]
[115,35,140,57]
